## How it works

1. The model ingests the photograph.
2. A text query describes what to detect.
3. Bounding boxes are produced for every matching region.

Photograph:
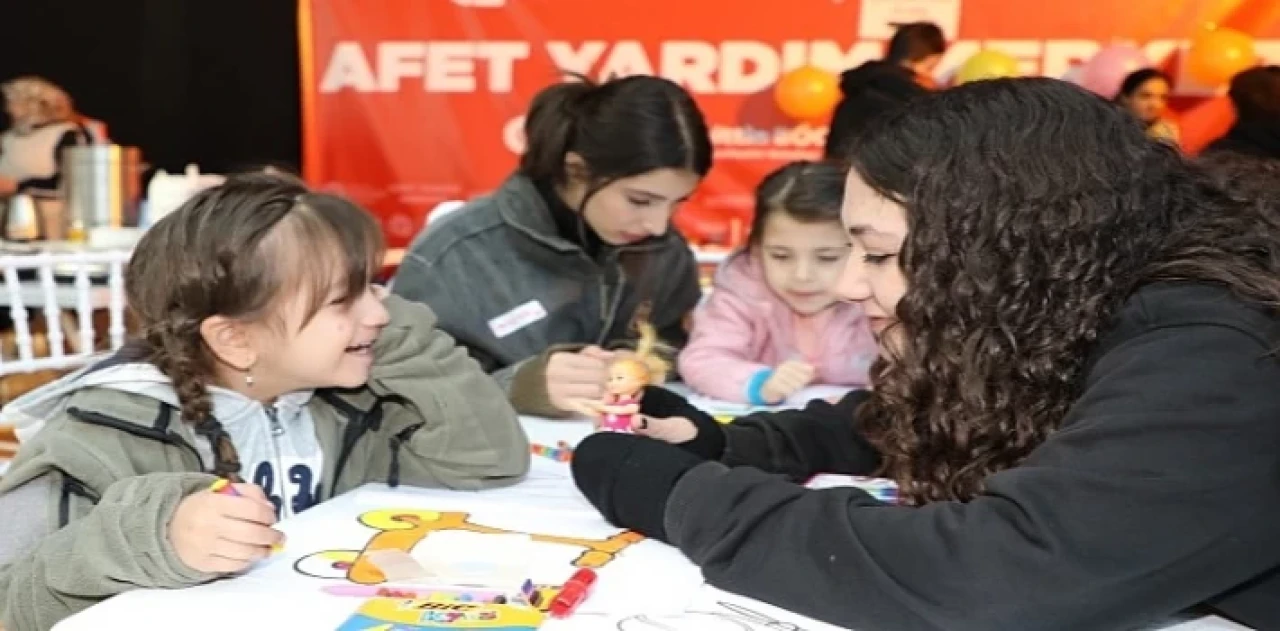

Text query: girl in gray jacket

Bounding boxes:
[0,174,530,631]
[393,75,712,419]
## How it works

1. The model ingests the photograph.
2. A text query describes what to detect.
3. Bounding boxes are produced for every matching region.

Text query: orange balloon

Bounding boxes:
[1186,27,1258,86]
[774,66,840,120]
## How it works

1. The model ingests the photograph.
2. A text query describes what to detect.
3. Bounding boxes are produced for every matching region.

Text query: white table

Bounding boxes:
[54,414,1254,631]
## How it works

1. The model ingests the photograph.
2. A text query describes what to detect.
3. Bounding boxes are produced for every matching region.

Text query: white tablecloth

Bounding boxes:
[54,414,1253,631]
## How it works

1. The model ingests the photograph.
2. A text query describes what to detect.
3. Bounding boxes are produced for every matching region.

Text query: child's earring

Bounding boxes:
[245,372,255,388]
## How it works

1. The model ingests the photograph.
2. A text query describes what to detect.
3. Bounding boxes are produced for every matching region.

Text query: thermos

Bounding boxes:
[61,144,144,232]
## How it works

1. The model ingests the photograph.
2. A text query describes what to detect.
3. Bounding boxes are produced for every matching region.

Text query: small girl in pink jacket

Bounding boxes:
[679,161,877,404]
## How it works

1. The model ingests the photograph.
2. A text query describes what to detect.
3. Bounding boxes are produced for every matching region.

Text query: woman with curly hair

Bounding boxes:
[569,78,1280,631]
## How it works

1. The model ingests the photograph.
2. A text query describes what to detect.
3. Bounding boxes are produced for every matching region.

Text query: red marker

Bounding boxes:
[548,568,597,618]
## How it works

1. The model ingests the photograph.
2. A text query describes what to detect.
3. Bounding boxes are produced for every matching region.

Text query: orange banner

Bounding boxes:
[298,0,1280,248]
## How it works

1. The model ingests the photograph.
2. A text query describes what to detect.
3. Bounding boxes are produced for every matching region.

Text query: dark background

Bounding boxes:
[0,0,301,176]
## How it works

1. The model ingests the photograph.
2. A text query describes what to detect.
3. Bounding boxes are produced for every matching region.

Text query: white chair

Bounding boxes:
[0,249,131,377]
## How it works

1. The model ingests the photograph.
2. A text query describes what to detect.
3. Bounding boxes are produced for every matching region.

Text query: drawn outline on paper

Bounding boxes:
[293,509,645,605]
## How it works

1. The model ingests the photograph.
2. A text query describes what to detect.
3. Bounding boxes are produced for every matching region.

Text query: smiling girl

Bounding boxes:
[679,162,876,404]
[0,174,530,630]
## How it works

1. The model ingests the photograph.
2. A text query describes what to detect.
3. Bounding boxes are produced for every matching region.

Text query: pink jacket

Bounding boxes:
[678,252,878,402]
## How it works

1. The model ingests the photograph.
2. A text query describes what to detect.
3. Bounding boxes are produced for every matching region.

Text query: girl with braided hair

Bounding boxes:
[0,174,530,631]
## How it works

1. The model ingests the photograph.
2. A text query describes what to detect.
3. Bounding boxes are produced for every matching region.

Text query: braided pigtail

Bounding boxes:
[144,319,244,481]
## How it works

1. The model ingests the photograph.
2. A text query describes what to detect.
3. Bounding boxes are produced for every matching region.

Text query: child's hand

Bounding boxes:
[546,346,614,413]
[582,345,624,361]
[761,360,816,404]
[169,483,282,575]
[564,398,604,419]
[632,415,699,444]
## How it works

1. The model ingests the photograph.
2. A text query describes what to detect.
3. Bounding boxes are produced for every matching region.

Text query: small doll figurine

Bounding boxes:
[587,322,671,433]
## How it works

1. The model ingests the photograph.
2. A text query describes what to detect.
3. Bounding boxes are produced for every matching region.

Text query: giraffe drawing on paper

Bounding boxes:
[293,509,645,597]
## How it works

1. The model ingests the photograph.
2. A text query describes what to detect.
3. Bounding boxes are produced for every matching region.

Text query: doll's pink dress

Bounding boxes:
[599,393,639,433]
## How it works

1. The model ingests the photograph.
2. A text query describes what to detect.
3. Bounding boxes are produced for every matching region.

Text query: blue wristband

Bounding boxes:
[746,368,775,406]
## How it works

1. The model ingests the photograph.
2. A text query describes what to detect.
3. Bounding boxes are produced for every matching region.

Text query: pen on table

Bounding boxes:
[549,568,597,618]
[209,479,285,553]
[531,440,573,462]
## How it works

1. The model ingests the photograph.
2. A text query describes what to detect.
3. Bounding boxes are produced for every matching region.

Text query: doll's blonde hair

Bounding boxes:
[610,321,671,385]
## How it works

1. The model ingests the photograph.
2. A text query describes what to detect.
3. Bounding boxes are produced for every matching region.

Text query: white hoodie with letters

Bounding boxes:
[2,362,323,519]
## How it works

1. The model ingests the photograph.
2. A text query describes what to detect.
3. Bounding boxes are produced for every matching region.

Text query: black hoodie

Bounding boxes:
[1203,119,1280,161]
[586,283,1280,631]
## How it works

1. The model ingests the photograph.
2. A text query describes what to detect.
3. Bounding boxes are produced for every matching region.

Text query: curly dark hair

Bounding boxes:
[847,78,1280,505]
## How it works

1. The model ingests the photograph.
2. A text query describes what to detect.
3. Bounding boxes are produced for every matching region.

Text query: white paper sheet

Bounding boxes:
[222,482,699,616]
[609,585,848,631]
[54,581,1254,631]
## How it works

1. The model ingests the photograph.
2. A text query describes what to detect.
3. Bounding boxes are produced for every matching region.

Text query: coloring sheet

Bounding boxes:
[233,484,701,616]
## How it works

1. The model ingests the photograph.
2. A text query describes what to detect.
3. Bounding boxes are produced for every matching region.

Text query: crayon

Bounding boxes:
[209,479,285,553]
[531,441,574,462]
[209,478,238,496]
[520,579,542,607]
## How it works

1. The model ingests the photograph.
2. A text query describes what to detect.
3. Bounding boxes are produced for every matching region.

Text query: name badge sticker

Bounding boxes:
[488,300,548,339]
